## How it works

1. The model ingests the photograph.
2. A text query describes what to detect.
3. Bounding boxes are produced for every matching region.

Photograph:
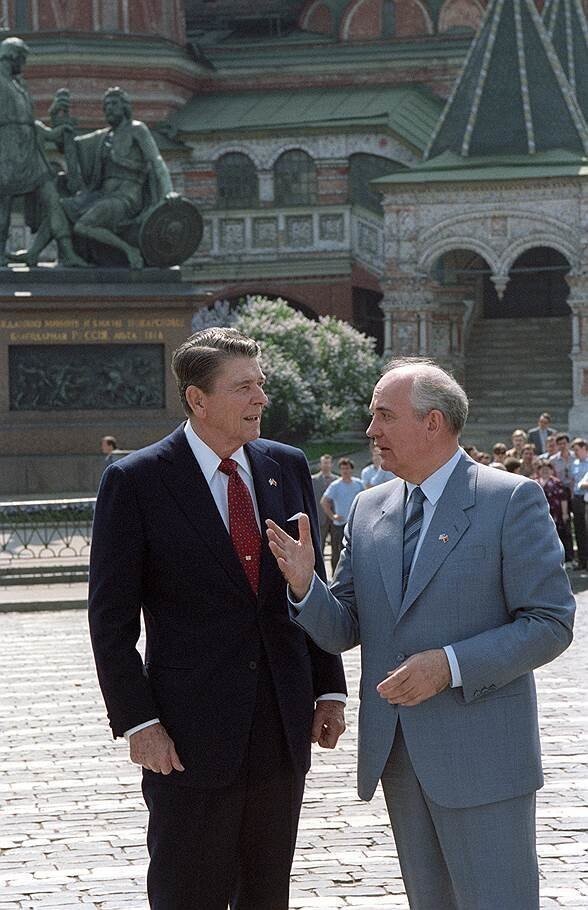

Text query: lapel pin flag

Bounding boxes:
[269,477,278,487]
[438,533,449,543]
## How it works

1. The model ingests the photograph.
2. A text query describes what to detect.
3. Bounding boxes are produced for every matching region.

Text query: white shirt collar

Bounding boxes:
[184,420,251,482]
[405,447,463,506]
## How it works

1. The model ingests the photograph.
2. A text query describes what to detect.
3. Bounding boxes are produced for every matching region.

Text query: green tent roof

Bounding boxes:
[426,0,588,159]
[171,85,442,151]
[543,0,588,121]
[373,148,588,186]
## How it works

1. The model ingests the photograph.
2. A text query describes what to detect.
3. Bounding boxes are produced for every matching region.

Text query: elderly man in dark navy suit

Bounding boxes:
[88,327,347,910]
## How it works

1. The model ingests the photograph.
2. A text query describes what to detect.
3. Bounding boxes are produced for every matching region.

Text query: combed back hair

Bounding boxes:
[338,457,354,469]
[382,357,469,435]
[172,327,261,415]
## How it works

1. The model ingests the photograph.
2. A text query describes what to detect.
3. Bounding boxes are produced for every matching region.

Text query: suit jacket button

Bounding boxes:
[248,661,257,670]
[396,653,405,661]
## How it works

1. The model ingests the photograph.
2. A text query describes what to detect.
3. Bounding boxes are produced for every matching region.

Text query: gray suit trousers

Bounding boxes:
[381,727,539,910]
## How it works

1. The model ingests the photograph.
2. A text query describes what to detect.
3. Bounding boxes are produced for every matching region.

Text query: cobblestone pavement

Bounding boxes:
[1,596,587,909]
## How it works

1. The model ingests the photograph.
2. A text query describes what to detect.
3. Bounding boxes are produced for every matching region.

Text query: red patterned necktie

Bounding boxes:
[218,458,261,594]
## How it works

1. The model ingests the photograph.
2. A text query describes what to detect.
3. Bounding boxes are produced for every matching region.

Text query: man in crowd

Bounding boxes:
[571,438,588,570]
[528,412,556,456]
[361,441,396,488]
[320,457,364,571]
[550,433,575,500]
[489,442,507,468]
[100,435,118,466]
[267,358,574,910]
[312,453,338,574]
[538,434,559,461]
[549,435,575,562]
[88,327,346,909]
[507,428,528,459]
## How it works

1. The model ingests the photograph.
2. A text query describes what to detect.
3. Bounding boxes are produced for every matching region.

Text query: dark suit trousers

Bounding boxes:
[142,653,305,910]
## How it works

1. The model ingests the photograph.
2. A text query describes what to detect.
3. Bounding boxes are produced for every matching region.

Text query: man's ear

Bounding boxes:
[185,385,206,417]
[426,409,444,435]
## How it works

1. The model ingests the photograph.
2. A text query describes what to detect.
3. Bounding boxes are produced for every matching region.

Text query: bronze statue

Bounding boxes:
[0,37,86,267]
[62,86,181,269]
[2,39,202,270]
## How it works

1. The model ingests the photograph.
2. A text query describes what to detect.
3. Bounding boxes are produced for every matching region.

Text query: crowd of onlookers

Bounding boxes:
[465,412,588,570]
[313,411,588,574]
[312,445,395,572]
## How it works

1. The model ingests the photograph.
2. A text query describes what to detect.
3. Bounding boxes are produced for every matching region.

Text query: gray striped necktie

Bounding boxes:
[402,486,426,594]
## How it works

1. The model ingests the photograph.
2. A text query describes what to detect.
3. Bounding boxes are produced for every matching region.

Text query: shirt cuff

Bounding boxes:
[443,645,462,688]
[124,718,160,740]
[316,693,347,704]
[287,574,317,610]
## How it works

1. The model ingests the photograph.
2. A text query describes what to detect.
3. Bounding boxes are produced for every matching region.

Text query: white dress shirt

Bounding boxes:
[125,422,345,739]
[290,448,465,689]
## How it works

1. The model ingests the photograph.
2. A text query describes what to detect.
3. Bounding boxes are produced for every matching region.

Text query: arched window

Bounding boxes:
[274,150,317,206]
[216,153,259,209]
[349,154,406,214]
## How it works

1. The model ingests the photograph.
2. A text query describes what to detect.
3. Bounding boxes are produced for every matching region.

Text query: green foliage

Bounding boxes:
[194,295,381,441]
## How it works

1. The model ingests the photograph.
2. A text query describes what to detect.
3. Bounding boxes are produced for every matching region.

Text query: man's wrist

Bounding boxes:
[124,718,160,741]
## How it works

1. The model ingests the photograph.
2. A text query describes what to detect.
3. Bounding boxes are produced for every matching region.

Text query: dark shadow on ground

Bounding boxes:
[569,568,588,595]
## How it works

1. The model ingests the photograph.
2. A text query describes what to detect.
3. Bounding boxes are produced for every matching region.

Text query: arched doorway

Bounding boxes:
[430,246,573,448]
[484,247,571,318]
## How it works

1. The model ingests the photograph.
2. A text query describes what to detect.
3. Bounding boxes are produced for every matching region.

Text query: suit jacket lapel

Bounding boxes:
[157,426,255,599]
[396,456,477,623]
[373,479,405,620]
[245,441,286,599]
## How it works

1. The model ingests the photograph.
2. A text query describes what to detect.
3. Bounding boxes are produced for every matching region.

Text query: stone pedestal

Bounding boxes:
[0,266,205,495]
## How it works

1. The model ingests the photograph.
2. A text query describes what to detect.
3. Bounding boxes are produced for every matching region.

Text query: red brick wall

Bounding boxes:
[438,0,484,34]
[341,0,382,41]
[303,1,333,35]
[208,279,355,322]
[394,1,433,37]
[317,164,349,206]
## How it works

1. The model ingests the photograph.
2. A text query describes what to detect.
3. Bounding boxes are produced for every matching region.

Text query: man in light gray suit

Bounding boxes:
[266,359,575,910]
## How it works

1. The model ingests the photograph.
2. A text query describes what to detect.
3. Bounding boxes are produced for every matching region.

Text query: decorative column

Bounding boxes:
[379,276,433,359]
[565,273,588,434]
[379,277,466,379]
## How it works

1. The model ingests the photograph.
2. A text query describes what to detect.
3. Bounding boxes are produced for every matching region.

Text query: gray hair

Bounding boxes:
[383,357,469,435]
[172,327,261,415]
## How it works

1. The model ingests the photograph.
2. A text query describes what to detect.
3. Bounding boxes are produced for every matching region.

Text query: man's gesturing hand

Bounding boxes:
[376,649,451,707]
[129,722,185,774]
[312,700,346,749]
[266,515,315,600]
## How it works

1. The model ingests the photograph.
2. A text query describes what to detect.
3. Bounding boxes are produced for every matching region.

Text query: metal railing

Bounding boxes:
[0,498,95,584]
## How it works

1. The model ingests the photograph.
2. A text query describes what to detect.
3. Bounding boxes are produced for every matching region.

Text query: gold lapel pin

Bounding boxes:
[438,533,449,543]
[269,478,278,486]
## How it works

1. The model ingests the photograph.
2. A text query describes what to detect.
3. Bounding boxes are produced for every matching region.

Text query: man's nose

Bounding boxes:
[255,387,269,406]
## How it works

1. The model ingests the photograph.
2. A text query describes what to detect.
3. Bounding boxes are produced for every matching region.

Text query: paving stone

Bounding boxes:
[1,597,587,907]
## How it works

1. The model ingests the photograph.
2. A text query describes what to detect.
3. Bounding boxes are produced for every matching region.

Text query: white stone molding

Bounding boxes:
[418,236,500,275]
[207,145,265,170]
[496,232,580,274]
